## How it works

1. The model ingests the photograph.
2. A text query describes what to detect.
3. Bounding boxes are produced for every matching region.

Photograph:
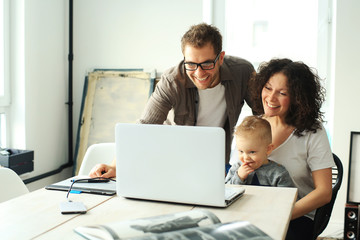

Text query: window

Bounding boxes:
[224,0,326,69]
[0,0,9,105]
[0,0,9,148]
[222,0,332,128]
[208,0,334,160]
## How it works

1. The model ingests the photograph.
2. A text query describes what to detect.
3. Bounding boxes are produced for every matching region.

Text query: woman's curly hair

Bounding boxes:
[250,58,326,136]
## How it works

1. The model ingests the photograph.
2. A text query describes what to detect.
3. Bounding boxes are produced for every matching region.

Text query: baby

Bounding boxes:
[225,115,294,187]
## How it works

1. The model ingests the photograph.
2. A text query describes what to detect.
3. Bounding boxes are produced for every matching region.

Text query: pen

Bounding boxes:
[71,179,110,183]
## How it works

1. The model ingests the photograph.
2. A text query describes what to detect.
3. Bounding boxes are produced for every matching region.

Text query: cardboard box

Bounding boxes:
[0,149,34,175]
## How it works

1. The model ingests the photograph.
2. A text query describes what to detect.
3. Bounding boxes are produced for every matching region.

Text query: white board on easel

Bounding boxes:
[74,69,156,174]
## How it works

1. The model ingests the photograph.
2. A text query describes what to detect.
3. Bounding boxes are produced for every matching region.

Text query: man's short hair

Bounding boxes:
[235,115,272,144]
[181,23,222,55]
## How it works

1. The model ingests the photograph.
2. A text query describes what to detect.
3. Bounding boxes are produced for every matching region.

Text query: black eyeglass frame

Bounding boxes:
[183,52,221,71]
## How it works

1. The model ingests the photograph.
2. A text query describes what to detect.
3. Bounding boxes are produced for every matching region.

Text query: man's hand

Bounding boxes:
[89,163,116,178]
[237,162,254,182]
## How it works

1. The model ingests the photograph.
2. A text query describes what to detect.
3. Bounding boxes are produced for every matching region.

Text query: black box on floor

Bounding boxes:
[0,148,34,175]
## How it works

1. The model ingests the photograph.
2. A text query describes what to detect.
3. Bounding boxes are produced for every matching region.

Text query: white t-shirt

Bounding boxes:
[268,125,334,219]
[196,83,227,127]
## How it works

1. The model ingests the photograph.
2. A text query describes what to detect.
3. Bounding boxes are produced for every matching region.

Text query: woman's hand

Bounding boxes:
[89,163,116,178]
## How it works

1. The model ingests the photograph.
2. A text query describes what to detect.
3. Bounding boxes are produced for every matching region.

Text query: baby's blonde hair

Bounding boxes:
[235,115,272,144]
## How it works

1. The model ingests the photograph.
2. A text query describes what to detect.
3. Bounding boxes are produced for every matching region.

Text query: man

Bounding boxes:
[89,23,254,178]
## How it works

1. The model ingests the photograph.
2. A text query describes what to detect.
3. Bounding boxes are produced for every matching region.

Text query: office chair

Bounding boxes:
[77,143,115,176]
[312,153,343,239]
[0,167,29,203]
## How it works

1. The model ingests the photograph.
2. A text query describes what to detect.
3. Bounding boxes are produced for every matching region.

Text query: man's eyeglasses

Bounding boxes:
[184,52,221,71]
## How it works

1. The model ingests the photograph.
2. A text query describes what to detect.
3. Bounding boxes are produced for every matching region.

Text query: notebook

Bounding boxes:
[115,123,245,207]
[45,176,116,196]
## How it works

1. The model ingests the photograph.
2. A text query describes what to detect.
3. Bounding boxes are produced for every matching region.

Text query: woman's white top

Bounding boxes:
[269,125,334,219]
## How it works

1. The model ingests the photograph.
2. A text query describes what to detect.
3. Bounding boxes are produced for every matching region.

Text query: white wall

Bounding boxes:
[323,0,360,237]
[9,0,360,236]
[72,0,203,142]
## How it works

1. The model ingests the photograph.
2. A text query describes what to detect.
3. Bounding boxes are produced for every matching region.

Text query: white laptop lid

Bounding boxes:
[115,123,233,207]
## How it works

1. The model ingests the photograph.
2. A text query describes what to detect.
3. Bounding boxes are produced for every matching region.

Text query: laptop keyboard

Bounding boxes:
[225,187,240,200]
[224,186,245,206]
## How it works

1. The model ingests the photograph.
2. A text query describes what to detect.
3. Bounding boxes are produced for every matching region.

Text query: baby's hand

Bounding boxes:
[237,162,254,182]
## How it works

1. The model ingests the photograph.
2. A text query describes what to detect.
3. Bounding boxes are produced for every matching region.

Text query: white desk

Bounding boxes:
[0,185,297,240]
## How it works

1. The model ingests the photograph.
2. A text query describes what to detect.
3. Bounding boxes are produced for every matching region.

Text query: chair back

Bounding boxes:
[77,143,115,176]
[0,167,29,203]
[312,153,343,239]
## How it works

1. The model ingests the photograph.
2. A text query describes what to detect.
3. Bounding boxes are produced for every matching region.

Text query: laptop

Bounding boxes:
[45,176,116,196]
[115,123,245,207]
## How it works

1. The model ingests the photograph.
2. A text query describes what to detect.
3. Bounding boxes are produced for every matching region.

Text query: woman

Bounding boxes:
[249,58,334,240]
